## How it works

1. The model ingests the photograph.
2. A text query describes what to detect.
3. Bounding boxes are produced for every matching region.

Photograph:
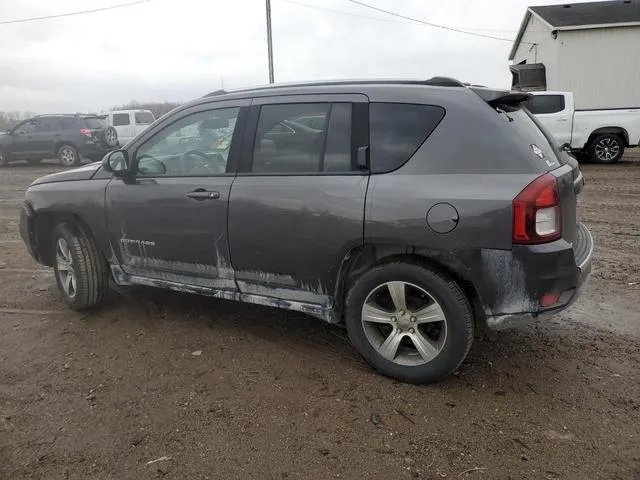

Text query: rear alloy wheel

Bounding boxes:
[58,145,80,167]
[345,262,474,384]
[52,223,109,310]
[589,134,624,164]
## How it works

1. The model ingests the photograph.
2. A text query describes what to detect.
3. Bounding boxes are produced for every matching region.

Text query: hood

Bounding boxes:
[30,162,103,186]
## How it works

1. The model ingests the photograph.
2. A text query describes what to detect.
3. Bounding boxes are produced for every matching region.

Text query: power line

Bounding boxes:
[0,0,149,26]
[281,0,516,33]
[348,0,527,43]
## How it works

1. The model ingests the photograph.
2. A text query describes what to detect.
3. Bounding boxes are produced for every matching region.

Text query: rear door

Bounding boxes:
[111,113,133,143]
[228,94,369,307]
[526,93,573,146]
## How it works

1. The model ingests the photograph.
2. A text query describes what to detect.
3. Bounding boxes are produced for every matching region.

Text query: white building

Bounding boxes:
[509,0,640,109]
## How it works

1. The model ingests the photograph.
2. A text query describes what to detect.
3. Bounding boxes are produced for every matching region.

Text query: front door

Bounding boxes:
[105,101,248,290]
[9,120,39,158]
[228,95,369,307]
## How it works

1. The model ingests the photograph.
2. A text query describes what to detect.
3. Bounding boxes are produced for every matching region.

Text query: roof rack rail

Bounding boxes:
[422,76,467,87]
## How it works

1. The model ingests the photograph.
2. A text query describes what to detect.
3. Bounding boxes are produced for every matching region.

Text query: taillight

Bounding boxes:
[79,128,92,137]
[513,173,561,244]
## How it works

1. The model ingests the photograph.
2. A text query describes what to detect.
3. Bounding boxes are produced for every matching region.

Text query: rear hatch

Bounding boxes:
[472,88,583,244]
[80,116,109,145]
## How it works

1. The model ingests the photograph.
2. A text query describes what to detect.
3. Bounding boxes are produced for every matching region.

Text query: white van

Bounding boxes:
[102,110,156,145]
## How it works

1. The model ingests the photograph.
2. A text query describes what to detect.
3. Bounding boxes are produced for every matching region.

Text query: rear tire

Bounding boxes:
[58,145,80,167]
[345,262,474,384]
[52,223,109,310]
[589,134,624,164]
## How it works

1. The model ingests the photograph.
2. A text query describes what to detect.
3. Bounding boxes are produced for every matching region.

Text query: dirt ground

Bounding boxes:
[0,157,638,480]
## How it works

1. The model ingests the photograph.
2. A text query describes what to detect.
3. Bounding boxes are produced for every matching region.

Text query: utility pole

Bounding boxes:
[265,0,274,83]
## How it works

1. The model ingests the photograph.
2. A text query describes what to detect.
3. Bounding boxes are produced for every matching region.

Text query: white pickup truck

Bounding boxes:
[526,91,640,163]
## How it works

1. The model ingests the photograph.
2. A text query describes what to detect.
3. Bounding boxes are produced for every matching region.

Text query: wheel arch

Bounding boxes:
[54,141,78,154]
[588,127,629,146]
[34,211,105,267]
[334,244,484,326]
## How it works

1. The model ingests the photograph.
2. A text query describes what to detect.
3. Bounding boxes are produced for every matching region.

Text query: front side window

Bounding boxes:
[526,95,565,115]
[251,103,352,173]
[135,111,155,125]
[134,107,240,176]
[370,103,445,173]
[112,113,130,126]
[15,120,37,135]
[33,118,60,133]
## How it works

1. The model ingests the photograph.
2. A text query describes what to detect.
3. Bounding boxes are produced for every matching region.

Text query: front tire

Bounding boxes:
[52,223,109,310]
[589,134,625,164]
[58,145,80,167]
[345,262,474,384]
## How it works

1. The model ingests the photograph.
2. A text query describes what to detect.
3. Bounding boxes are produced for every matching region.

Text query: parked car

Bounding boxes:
[0,114,119,167]
[526,91,640,163]
[19,79,593,384]
[102,110,156,145]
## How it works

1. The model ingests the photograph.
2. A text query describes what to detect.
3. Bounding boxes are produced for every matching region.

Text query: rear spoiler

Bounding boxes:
[423,77,531,108]
[471,87,531,108]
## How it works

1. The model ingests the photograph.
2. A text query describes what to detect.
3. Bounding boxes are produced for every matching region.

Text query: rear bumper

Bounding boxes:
[485,222,594,330]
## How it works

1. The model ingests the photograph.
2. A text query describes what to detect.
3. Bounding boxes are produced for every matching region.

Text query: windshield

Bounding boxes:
[83,117,107,129]
[135,111,155,125]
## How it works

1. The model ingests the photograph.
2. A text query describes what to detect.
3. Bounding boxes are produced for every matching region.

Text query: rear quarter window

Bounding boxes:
[370,103,445,173]
[525,95,565,115]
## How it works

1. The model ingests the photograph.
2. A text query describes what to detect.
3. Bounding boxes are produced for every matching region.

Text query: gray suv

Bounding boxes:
[19,79,593,384]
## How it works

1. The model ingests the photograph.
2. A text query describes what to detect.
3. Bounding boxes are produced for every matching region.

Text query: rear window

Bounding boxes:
[370,103,445,173]
[135,111,154,125]
[500,108,565,168]
[112,113,130,126]
[525,95,565,115]
[83,117,107,129]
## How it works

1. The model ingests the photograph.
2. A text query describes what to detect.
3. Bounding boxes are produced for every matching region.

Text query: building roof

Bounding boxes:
[509,0,640,60]
[531,0,640,28]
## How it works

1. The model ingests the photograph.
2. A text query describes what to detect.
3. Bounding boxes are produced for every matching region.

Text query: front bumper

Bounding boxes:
[20,201,38,262]
[486,222,594,330]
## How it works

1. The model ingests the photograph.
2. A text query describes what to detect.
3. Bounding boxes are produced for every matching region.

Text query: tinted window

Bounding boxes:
[112,113,130,126]
[251,103,352,173]
[15,120,38,134]
[33,118,60,133]
[526,95,565,115]
[135,107,240,176]
[83,117,107,129]
[59,117,79,129]
[135,111,154,125]
[370,103,445,173]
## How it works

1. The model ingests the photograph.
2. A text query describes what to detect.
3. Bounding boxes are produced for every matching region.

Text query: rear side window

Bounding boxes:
[251,103,352,173]
[370,103,445,173]
[135,111,154,125]
[33,118,61,133]
[59,118,79,129]
[112,113,130,126]
[525,95,565,115]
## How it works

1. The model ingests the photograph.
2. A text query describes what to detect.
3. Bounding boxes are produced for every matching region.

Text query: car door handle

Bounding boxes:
[186,189,220,200]
[557,118,569,122]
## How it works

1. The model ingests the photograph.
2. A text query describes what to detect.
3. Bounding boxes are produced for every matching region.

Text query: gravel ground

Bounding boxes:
[0,157,638,480]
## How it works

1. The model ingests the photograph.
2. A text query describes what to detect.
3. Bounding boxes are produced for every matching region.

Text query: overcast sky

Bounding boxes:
[0,0,596,113]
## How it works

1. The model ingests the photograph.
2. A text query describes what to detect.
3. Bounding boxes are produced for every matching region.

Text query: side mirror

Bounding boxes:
[102,149,130,175]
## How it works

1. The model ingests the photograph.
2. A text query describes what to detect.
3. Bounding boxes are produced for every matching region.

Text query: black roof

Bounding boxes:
[531,0,640,28]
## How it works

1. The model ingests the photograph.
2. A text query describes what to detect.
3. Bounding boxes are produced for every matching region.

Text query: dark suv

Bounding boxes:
[19,79,593,384]
[0,114,119,167]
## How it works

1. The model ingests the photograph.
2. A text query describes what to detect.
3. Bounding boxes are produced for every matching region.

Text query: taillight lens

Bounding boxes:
[513,173,561,244]
[79,128,92,137]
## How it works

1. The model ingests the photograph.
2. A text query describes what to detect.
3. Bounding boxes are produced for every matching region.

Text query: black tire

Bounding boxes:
[52,223,109,310]
[58,144,80,167]
[589,134,625,164]
[345,262,474,384]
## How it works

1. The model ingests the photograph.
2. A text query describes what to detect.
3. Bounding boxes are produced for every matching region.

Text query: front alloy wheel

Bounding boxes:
[55,237,77,299]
